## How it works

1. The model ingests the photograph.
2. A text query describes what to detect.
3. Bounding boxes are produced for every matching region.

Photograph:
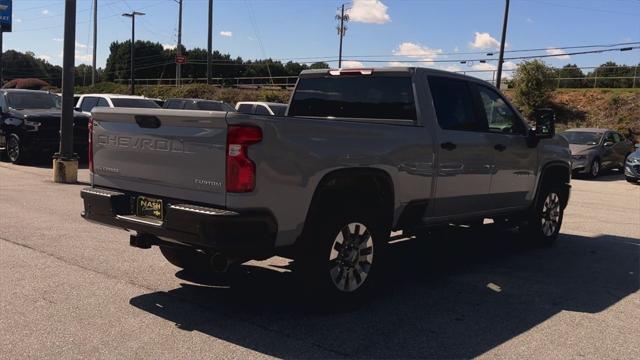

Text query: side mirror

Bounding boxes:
[531,108,556,139]
[604,141,614,148]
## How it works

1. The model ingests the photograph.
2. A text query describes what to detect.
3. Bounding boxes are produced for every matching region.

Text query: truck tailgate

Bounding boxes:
[90,108,227,206]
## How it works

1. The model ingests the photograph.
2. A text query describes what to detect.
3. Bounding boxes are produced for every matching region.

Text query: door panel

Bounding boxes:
[428,76,493,218]
[474,84,536,209]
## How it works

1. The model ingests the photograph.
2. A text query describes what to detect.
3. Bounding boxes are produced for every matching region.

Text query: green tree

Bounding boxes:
[309,62,330,70]
[586,62,635,88]
[557,64,585,88]
[512,60,555,117]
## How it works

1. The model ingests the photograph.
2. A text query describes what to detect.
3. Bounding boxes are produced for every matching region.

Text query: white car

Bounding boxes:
[235,101,288,116]
[74,94,160,116]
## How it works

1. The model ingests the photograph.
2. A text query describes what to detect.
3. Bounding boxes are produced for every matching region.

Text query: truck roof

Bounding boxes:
[299,66,492,85]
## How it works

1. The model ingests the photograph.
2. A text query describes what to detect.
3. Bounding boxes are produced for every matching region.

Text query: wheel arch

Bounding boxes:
[303,167,395,233]
[536,161,571,208]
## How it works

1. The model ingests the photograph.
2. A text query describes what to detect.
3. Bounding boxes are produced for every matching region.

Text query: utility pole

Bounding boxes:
[54,0,79,183]
[122,11,145,95]
[1,30,3,86]
[176,0,183,86]
[207,0,213,84]
[495,0,510,89]
[336,4,349,68]
[92,0,97,85]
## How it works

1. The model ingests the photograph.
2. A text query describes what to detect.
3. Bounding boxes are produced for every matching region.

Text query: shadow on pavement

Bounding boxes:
[130,227,639,358]
[573,169,626,182]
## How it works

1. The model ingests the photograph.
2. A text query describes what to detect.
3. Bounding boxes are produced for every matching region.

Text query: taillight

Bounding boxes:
[226,125,262,192]
[88,117,94,173]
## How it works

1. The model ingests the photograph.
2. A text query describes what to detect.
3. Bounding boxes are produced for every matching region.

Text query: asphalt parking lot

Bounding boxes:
[1,162,639,359]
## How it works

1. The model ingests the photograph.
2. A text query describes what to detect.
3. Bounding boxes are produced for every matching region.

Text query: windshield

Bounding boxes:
[7,92,61,110]
[269,104,288,116]
[560,131,603,145]
[111,98,160,109]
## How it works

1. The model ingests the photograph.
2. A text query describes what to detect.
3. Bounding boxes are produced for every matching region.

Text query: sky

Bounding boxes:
[4,0,640,80]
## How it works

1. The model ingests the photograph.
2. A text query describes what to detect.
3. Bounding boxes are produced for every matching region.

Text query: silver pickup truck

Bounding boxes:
[81,67,571,300]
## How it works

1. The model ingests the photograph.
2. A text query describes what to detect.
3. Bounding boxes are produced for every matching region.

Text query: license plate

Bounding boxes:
[136,196,163,220]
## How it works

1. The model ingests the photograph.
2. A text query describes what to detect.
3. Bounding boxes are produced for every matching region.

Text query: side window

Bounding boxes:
[255,105,271,115]
[237,104,254,114]
[80,97,99,112]
[0,94,6,112]
[428,77,484,132]
[476,85,524,134]
[96,98,109,107]
[612,133,622,143]
[184,101,199,110]
[604,133,615,144]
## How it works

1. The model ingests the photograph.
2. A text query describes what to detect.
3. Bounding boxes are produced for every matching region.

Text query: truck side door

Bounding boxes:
[473,84,536,209]
[428,76,494,218]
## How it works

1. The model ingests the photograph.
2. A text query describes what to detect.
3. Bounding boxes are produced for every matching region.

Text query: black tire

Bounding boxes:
[521,184,566,247]
[6,133,27,164]
[296,206,389,303]
[159,246,210,273]
[588,158,600,178]
[626,176,638,184]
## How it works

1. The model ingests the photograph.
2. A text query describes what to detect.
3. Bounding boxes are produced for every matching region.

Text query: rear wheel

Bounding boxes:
[626,176,638,184]
[297,206,389,302]
[588,158,600,178]
[521,184,565,246]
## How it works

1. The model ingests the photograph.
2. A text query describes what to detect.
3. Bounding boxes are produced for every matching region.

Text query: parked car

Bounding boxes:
[74,94,160,116]
[624,146,640,183]
[235,101,288,116]
[81,67,571,301]
[163,98,236,112]
[0,89,89,164]
[559,128,635,178]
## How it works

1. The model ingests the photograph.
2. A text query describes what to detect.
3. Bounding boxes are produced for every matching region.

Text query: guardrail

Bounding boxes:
[115,65,639,89]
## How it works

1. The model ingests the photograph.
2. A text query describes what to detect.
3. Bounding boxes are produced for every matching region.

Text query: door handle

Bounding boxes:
[441,142,457,151]
[494,144,507,152]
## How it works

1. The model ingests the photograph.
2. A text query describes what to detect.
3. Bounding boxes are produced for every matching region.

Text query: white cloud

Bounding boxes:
[53,38,63,42]
[526,17,534,23]
[36,54,52,62]
[341,60,364,69]
[470,32,501,49]
[162,44,176,50]
[41,9,49,15]
[75,53,93,63]
[393,42,442,59]
[220,31,233,37]
[15,18,22,23]
[503,61,517,70]
[546,47,570,59]
[346,0,390,24]
[454,46,460,53]
[442,65,463,72]
[472,62,496,71]
[75,41,87,49]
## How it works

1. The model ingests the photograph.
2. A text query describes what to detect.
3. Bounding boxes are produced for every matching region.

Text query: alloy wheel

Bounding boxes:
[7,136,20,163]
[541,192,561,237]
[328,222,374,292]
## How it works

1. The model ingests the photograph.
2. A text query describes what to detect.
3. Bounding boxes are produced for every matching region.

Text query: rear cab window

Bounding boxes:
[288,72,417,123]
[237,104,254,114]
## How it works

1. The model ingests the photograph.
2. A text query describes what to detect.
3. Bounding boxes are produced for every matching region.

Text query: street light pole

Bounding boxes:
[122,11,145,95]
[495,0,510,89]
[176,0,183,86]
[92,0,97,86]
[54,0,79,183]
[207,0,213,84]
